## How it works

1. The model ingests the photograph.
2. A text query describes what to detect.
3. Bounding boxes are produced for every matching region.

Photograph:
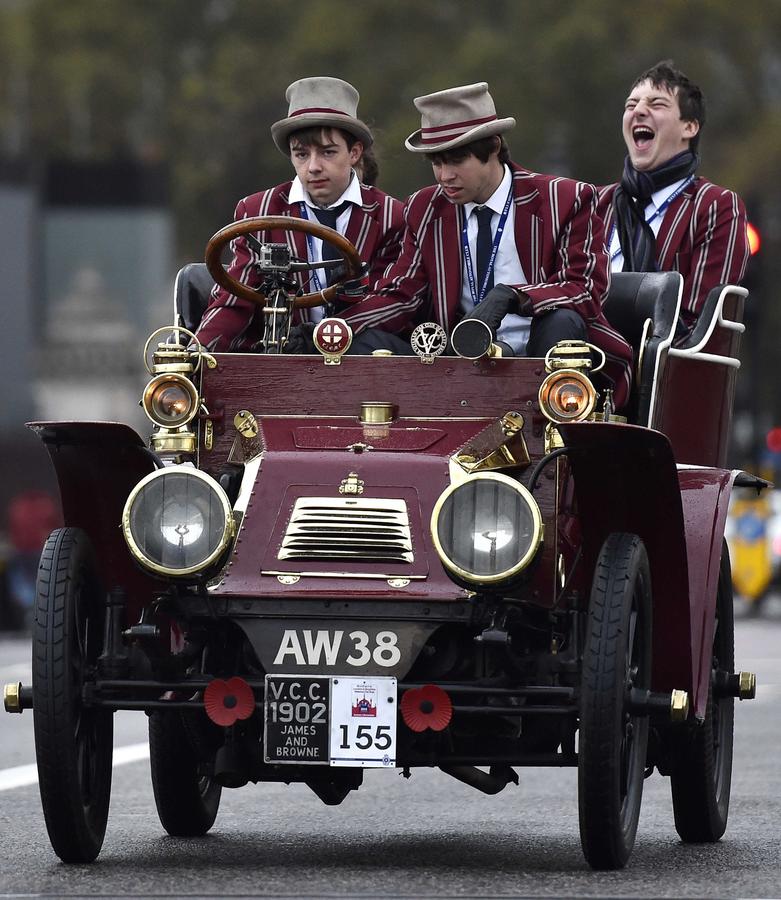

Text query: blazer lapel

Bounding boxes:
[655,180,697,265]
[511,168,542,283]
[345,203,380,260]
[435,198,465,331]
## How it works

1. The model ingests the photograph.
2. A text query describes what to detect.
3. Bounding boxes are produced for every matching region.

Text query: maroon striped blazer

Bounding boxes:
[348,163,633,408]
[195,181,404,351]
[597,177,749,331]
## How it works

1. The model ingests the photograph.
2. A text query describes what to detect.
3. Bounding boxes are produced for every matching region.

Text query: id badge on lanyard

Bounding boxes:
[462,184,514,306]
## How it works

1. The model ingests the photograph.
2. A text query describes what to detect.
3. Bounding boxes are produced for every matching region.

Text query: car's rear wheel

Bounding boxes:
[149,710,222,836]
[578,532,652,870]
[669,542,734,841]
[32,528,113,863]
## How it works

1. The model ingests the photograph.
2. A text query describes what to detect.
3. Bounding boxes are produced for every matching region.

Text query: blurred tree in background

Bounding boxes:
[2,0,778,248]
[0,0,778,425]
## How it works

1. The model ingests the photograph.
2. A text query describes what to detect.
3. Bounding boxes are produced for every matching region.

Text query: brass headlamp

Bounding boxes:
[143,373,199,428]
[142,326,209,457]
[538,340,601,424]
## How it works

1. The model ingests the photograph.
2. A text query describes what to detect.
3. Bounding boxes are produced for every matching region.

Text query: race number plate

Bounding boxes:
[329,676,397,768]
[263,674,396,767]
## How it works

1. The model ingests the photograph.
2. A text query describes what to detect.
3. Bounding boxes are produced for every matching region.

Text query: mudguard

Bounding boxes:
[28,421,159,619]
[560,421,736,719]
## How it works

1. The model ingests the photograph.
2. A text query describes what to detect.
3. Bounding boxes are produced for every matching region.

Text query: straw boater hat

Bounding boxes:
[405,82,515,153]
[271,76,374,155]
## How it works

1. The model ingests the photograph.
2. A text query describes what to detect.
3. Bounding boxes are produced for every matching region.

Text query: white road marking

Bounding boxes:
[0,742,149,792]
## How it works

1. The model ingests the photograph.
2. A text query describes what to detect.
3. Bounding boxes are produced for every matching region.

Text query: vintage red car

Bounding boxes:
[3,216,760,869]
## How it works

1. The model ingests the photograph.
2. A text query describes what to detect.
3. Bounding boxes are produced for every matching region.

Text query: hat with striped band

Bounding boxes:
[271,76,374,155]
[405,82,515,153]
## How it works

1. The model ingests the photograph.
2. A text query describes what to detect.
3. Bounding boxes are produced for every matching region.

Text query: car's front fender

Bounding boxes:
[559,421,734,719]
[28,421,159,617]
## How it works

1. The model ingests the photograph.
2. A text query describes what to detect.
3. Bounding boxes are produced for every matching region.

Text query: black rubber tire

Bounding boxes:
[670,543,734,842]
[149,710,221,836]
[578,532,652,870]
[32,528,113,863]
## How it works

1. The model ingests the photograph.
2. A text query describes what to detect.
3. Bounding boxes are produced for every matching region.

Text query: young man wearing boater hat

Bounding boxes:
[597,60,749,339]
[346,82,633,407]
[196,76,404,353]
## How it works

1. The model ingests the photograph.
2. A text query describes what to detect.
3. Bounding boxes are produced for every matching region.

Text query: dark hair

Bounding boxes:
[425,135,510,166]
[356,143,379,186]
[288,125,361,152]
[631,59,705,152]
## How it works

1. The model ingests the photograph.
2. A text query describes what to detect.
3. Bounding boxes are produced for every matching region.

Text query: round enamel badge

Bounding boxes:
[313,317,353,358]
[411,322,448,362]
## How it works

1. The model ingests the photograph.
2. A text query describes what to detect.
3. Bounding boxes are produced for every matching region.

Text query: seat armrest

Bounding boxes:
[174,263,216,332]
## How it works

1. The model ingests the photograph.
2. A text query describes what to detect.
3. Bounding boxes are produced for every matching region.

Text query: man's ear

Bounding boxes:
[349,141,364,165]
[683,119,700,142]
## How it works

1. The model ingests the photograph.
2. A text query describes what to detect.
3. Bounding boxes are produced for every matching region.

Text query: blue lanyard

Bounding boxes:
[610,176,694,263]
[462,183,514,306]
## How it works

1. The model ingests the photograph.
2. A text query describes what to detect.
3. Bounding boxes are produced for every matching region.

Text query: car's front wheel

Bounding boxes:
[578,532,652,870]
[32,528,113,863]
[149,710,222,836]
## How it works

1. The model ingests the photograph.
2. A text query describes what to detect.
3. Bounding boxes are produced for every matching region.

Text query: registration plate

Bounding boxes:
[264,674,396,767]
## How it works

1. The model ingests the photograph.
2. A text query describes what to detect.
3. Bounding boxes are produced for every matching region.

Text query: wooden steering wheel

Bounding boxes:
[205,216,364,310]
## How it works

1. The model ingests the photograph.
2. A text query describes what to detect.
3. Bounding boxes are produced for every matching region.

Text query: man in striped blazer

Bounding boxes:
[598,60,749,336]
[195,76,404,353]
[347,82,633,409]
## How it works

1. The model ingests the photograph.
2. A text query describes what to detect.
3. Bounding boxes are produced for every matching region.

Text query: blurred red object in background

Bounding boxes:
[7,491,61,553]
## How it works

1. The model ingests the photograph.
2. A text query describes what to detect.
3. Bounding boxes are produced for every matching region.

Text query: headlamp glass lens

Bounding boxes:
[553,381,588,416]
[126,471,229,574]
[153,384,193,424]
[436,478,539,580]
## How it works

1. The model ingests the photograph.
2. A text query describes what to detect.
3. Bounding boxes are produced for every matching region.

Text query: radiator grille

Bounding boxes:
[278,497,413,563]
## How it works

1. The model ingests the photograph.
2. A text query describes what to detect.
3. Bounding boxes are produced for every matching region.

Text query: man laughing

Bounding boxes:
[598,60,749,338]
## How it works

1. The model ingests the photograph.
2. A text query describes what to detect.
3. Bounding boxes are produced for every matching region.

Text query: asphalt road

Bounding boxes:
[1,600,780,899]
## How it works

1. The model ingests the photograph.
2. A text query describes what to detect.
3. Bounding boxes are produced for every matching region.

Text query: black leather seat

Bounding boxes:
[175,263,215,332]
[602,271,682,424]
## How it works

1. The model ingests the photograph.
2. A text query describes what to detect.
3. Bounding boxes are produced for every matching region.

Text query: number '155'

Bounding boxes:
[339,724,392,750]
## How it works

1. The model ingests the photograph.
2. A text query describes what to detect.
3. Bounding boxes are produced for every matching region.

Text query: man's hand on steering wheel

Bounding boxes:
[334,262,370,305]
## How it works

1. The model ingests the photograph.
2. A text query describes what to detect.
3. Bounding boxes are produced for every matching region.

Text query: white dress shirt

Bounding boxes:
[289,172,363,322]
[460,164,530,354]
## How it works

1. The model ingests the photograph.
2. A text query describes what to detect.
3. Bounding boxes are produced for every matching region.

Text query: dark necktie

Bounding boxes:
[312,201,352,284]
[475,205,495,296]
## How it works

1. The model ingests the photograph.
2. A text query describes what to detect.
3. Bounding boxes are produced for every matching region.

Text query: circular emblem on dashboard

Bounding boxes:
[314,317,353,358]
[411,322,448,362]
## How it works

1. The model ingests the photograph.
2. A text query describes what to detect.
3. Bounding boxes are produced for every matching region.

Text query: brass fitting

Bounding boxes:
[4,682,22,714]
[151,429,197,455]
[670,689,689,722]
[738,671,757,700]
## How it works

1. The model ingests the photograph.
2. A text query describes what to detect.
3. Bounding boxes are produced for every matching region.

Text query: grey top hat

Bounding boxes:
[405,82,515,153]
[271,76,374,155]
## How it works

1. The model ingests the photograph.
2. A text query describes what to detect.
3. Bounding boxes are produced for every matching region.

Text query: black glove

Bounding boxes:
[334,261,370,305]
[463,284,520,335]
[282,322,316,354]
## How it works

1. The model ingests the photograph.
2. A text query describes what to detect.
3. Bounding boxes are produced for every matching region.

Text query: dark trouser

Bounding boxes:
[525,309,587,358]
[347,328,415,355]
